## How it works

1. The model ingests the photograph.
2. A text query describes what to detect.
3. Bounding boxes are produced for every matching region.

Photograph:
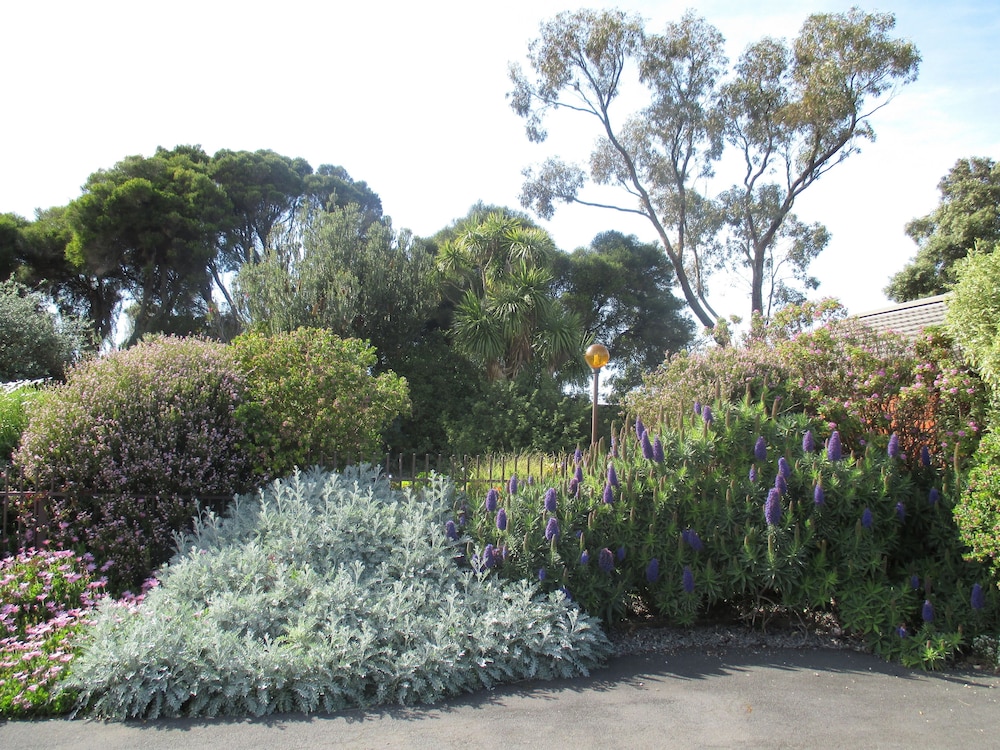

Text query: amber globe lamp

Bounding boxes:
[584,344,610,447]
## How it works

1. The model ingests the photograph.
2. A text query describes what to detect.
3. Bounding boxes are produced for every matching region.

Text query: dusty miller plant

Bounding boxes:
[65,466,610,719]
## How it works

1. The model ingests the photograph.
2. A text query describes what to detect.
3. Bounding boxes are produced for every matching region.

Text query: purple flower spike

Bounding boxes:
[610,434,618,458]
[485,488,499,512]
[653,436,665,463]
[920,445,931,467]
[568,478,579,496]
[580,549,590,566]
[483,544,496,569]
[538,568,547,582]
[897,625,908,638]
[599,547,614,574]
[616,545,626,562]
[544,488,558,514]
[641,430,654,460]
[827,431,843,462]
[608,463,619,487]
[508,475,519,496]
[445,519,458,540]
[749,465,758,483]
[635,416,645,441]
[922,599,934,623]
[544,517,560,541]
[802,430,815,453]
[765,488,782,527]
[972,583,986,611]
[574,465,584,484]
[778,457,791,479]
[694,400,702,415]
[754,436,767,462]
[702,405,714,425]
[682,565,695,594]
[928,488,940,506]
[646,558,660,584]
[496,508,508,531]
[910,574,920,590]
[574,447,583,464]
[683,528,704,551]
[887,433,900,459]
[602,482,615,504]
[895,502,906,521]
[774,472,787,495]
[861,507,873,529]
[813,484,825,506]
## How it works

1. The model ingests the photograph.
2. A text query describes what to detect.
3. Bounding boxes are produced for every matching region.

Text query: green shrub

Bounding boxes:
[0,382,44,463]
[0,277,91,381]
[65,466,610,719]
[456,395,997,669]
[13,336,255,593]
[954,429,1000,582]
[231,328,410,478]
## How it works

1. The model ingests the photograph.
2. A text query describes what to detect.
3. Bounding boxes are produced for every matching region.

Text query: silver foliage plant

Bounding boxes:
[66,466,611,719]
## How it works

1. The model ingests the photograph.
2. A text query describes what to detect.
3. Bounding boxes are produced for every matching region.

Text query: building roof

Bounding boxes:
[853,294,949,338]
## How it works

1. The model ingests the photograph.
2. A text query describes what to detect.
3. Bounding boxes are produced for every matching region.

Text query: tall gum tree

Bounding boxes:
[509,8,919,329]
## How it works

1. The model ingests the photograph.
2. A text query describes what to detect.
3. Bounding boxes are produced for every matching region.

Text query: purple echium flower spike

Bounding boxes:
[616,546,626,561]
[802,430,815,453]
[610,434,617,458]
[646,558,660,583]
[508,475,518,496]
[749,465,758,483]
[702,405,713,425]
[635,416,645,441]
[765,488,782,527]
[599,547,614,573]
[683,528,703,551]
[608,463,619,487]
[580,550,590,566]
[920,445,931,467]
[602,483,615,504]
[483,544,496,569]
[827,431,843,462]
[496,508,507,531]
[544,487,558,514]
[538,568,547,582]
[575,465,584,484]
[897,625,908,638]
[813,484,825,506]
[574,447,583,464]
[445,519,458,540]
[972,583,986,611]
[774,472,787,495]
[928,488,940,506]
[544,517,560,541]
[910,574,920,590]
[694,400,702,416]
[922,599,934,623]
[641,430,654,460]
[861,507,873,529]
[887,432,900,459]
[653,437,665,463]
[754,436,767,462]
[485,488,499,512]
[682,565,695,594]
[895,502,906,521]
[778,457,791,479]
[568,478,579,496]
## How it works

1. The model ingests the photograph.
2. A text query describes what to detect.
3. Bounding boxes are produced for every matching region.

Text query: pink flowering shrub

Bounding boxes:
[0,548,105,717]
[13,336,256,592]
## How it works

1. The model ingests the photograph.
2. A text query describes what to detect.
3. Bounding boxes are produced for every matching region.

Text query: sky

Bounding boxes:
[3,0,998,322]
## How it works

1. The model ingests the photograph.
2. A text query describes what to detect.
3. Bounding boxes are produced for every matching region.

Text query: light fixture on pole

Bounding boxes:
[584,343,610,447]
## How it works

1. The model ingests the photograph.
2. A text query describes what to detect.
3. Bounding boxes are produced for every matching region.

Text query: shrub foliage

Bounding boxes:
[65,467,610,719]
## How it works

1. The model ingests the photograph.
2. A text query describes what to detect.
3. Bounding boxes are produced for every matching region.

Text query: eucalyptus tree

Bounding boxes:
[510,8,920,327]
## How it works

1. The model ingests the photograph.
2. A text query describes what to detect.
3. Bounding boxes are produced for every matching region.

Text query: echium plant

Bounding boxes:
[456,390,998,668]
[66,466,610,719]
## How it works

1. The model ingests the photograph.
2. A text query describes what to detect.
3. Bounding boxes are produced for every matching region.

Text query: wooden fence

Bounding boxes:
[0,451,581,557]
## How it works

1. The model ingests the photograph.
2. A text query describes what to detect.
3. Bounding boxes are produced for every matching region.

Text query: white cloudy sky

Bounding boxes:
[3,0,997,320]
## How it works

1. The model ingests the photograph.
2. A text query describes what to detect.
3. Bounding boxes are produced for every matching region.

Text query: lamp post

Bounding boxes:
[584,344,610,447]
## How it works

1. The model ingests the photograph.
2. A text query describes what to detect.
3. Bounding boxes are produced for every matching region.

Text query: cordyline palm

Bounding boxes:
[445,213,584,380]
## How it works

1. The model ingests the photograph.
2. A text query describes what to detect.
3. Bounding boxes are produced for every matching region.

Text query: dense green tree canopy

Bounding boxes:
[510,8,919,327]
[886,157,1000,302]
[946,240,1000,396]
[552,231,693,396]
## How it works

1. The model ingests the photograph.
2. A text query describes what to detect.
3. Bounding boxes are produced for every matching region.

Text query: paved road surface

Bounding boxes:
[2,648,998,749]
